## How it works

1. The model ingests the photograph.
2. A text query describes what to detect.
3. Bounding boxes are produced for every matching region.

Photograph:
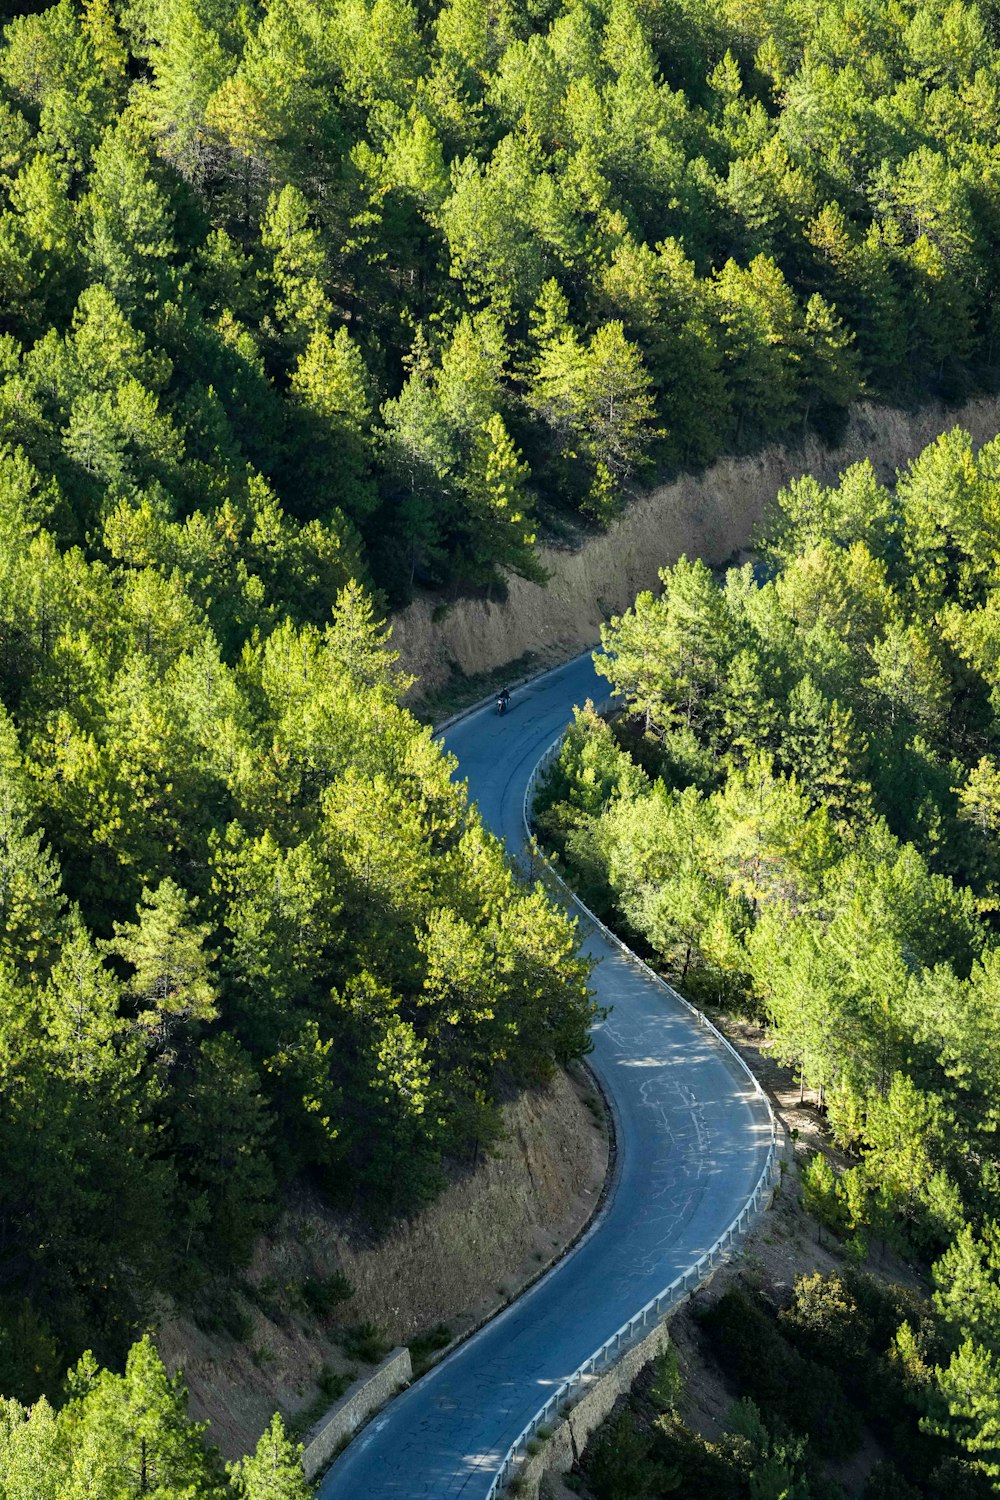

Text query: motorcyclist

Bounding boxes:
[497,686,511,714]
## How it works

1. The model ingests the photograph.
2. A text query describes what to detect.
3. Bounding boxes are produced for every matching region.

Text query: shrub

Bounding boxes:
[863,1461,922,1500]
[288,1367,355,1437]
[801,1153,847,1239]
[778,1273,872,1369]
[587,1410,663,1500]
[409,1322,451,1376]
[301,1272,353,1318]
[647,1344,682,1414]
[701,1287,860,1457]
[192,1286,253,1343]
[650,1416,742,1500]
[340,1322,389,1364]
[318,1366,352,1401]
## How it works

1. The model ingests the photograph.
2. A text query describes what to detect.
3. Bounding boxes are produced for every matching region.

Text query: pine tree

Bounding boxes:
[436,312,506,439]
[83,122,177,309]
[582,322,658,495]
[380,368,457,587]
[81,0,127,92]
[597,558,736,737]
[930,1340,1000,1479]
[261,186,331,349]
[147,0,232,182]
[325,579,409,693]
[800,1154,845,1240]
[530,319,656,517]
[290,326,375,519]
[62,1336,224,1498]
[957,758,1000,838]
[710,255,800,442]
[0,706,64,978]
[229,1413,311,1500]
[934,1221,1000,1355]
[465,413,539,578]
[800,292,861,429]
[105,879,218,1048]
[1,153,79,332]
[528,277,572,353]
[0,1396,61,1500]
[783,675,870,824]
[866,623,950,739]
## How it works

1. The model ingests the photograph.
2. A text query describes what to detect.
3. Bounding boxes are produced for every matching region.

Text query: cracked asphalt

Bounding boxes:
[317,652,774,1499]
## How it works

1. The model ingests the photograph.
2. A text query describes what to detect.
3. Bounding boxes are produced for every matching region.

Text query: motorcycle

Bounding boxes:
[496,694,509,715]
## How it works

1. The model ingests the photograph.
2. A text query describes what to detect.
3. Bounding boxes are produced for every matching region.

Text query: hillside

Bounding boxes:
[156,1065,608,1458]
[395,392,1000,697]
[0,0,999,612]
[4,0,1000,1491]
[535,425,1000,1488]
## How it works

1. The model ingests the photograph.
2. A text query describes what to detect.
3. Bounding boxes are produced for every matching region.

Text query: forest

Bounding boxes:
[0,0,999,603]
[576,1270,997,1500]
[3,0,1000,1485]
[1,1344,315,1499]
[536,426,1000,1488]
[0,544,595,1418]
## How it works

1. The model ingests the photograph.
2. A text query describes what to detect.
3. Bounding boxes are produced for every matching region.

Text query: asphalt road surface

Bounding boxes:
[318,652,774,1499]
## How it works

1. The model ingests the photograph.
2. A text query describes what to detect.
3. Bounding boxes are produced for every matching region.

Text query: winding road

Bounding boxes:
[318,651,774,1499]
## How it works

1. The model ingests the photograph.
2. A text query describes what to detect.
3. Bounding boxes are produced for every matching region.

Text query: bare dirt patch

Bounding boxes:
[157,1063,609,1460]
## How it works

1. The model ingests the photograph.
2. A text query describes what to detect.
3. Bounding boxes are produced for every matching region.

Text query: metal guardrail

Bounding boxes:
[482,728,780,1500]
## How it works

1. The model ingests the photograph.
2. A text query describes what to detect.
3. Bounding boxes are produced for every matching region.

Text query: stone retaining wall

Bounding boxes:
[301,1347,412,1481]
[515,1312,680,1498]
[508,1171,781,1500]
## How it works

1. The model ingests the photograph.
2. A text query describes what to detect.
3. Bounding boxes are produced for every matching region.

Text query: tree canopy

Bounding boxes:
[5,0,1000,1481]
[0,529,594,1419]
[0,0,997,598]
[537,429,1000,1488]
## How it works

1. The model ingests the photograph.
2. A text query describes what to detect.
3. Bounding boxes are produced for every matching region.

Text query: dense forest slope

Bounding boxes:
[0,565,594,1388]
[537,426,1000,1487]
[4,0,1000,1487]
[158,1067,606,1459]
[0,0,999,606]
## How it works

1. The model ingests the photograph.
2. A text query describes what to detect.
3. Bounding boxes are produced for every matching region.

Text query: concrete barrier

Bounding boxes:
[301,1347,412,1480]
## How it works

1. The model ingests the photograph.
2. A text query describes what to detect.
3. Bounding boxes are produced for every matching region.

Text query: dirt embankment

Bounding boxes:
[394,395,1000,698]
[157,1064,608,1461]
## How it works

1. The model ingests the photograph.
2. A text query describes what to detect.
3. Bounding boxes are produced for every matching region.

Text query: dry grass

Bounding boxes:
[158,1064,609,1460]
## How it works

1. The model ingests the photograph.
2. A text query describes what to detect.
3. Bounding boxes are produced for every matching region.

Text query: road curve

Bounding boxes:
[318,652,774,1500]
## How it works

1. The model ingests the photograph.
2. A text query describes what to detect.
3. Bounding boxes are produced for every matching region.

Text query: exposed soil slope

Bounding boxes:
[395,395,1000,698]
[157,1064,608,1460]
